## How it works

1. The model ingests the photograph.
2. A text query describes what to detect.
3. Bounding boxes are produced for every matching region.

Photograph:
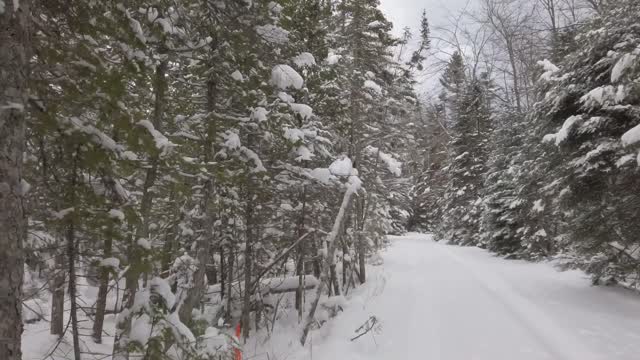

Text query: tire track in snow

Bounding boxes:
[436,242,600,360]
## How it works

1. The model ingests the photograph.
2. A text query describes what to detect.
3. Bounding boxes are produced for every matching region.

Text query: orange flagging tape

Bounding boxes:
[234,323,242,360]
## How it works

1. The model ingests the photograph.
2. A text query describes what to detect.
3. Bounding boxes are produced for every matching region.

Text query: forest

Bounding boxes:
[1,0,640,359]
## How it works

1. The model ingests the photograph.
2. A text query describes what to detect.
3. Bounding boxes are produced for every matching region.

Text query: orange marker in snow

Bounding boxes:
[234,323,242,360]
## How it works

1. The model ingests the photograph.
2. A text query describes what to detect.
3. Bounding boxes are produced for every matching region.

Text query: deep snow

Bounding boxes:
[22,233,640,359]
[254,233,640,360]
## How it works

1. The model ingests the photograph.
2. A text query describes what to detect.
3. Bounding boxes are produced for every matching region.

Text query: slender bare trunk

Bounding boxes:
[92,231,113,343]
[357,234,366,284]
[242,198,254,342]
[50,253,65,336]
[220,247,225,300]
[295,187,307,317]
[301,184,357,346]
[67,215,81,360]
[225,249,234,322]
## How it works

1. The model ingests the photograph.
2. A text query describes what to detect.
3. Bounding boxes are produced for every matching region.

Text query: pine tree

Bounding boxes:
[436,54,492,245]
[528,0,640,281]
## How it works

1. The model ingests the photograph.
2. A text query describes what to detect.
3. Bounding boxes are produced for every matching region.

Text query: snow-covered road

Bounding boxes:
[294,233,640,360]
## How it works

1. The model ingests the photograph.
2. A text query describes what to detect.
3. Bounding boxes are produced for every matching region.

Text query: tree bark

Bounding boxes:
[225,249,234,323]
[357,234,366,284]
[242,197,254,342]
[0,1,30,358]
[301,182,357,346]
[50,253,65,336]
[179,76,217,326]
[66,216,81,360]
[92,230,113,343]
[295,187,307,317]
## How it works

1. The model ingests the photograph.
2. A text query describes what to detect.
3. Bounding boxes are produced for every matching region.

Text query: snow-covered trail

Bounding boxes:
[292,233,640,360]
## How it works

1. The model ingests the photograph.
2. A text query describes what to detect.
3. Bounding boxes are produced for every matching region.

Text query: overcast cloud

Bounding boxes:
[379,0,471,93]
[380,0,470,36]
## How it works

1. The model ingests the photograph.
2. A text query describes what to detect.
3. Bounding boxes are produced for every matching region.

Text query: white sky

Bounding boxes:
[379,0,471,36]
[380,0,471,94]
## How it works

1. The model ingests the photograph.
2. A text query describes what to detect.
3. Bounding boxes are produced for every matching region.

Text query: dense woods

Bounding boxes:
[414,0,640,287]
[1,0,640,359]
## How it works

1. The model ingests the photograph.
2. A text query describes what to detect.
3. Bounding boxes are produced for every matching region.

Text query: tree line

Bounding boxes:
[0,0,427,359]
[411,0,640,288]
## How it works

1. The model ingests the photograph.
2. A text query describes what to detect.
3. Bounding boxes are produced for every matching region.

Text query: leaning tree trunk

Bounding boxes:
[0,1,30,359]
[301,181,358,346]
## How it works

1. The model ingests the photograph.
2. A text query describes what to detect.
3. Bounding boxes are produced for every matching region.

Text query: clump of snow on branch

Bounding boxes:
[100,257,120,269]
[580,85,626,108]
[307,168,335,184]
[271,65,304,90]
[222,131,267,172]
[289,103,313,119]
[543,115,582,146]
[255,24,289,44]
[251,107,268,122]
[363,80,382,95]
[325,51,342,65]
[230,70,244,82]
[278,92,295,103]
[108,208,125,221]
[137,120,176,153]
[611,53,637,83]
[366,146,402,176]
[292,52,316,67]
[621,124,640,146]
[137,238,151,250]
[329,156,353,176]
[537,59,560,81]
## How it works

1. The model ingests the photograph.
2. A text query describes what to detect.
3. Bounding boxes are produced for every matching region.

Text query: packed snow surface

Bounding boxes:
[251,233,640,360]
[22,233,640,359]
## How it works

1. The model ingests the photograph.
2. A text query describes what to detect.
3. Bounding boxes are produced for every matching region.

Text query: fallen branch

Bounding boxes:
[251,230,316,291]
[350,316,380,342]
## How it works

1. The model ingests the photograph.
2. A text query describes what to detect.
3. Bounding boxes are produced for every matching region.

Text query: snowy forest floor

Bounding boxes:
[22,233,640,359]
[253,233,640,360]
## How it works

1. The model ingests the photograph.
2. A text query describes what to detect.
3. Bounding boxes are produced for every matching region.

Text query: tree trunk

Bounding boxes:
[66,217,81,360]
[225,249,234,323]
[295,187,307,317]
[242,199,254,342]
[92,231,113,343]
[330,264,341,296]
[50,253,65,336]
[357,234,366,284]
[301,183,357,346]
[0,1,29,358]
[179,76,217,326]
[220,247,225,300]
[113,58,167,360]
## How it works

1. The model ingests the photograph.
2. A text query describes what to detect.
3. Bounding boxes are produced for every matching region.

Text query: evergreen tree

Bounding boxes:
[436,55,492,245]
[528,0,640,280]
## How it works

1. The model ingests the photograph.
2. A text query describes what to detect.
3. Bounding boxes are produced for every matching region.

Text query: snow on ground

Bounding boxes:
[22,233,640,359]
[250,233,640,360]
